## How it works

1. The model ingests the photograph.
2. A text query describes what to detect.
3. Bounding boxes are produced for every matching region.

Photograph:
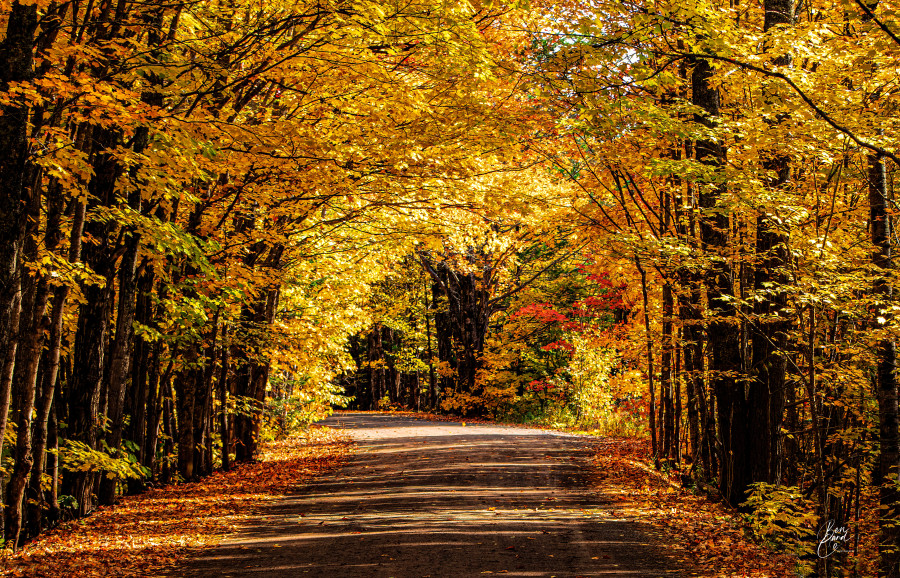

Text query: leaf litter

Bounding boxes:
[0,426,351,577]
[588,438,800,577]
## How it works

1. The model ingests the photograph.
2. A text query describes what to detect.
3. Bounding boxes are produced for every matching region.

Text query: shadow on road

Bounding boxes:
[177,413,687,577]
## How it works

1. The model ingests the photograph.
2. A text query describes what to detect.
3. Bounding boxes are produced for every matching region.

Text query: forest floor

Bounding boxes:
[0,427,351,577]
[0,412,800,577]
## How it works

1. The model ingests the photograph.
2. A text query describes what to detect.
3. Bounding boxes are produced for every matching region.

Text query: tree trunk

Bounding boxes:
[232,284,279,462]
[6,273,51,546]
[174,353,201,481]
[676,164,713,481]
[432,279,454,400]
[4,149,52,544]
[636,258,658,463]
[424,279,438,410]
[98,115,155,504]
[148,355,170,482]
[26,348,56,538]
[62,122,123,516]
[869,153,900,578]
[0,5,38,532]
[219,323,231,471]
[125,267,155,494]
[194,319,219,478]
[749,207,789,486]
[681,282,703,474]
[47,397,60,523]
[160,387,176,485]
[63,277,114,516]
[692,54,746,506]
[16,184,73,540]
[674,340,682,468]
[661,280,675,463]
[746,0,794,491]
[98,234,141,505]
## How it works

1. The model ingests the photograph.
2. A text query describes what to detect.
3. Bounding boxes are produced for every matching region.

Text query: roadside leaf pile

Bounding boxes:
[589,438,800,578]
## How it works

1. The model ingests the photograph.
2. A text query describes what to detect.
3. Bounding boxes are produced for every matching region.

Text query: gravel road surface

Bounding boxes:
[176,412,686,577]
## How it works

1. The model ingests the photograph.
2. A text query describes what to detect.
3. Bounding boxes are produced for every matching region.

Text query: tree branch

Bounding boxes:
[680,52,900,166]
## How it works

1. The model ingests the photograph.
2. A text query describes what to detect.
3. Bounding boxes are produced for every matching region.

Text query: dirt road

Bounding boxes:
[177,412,685,577]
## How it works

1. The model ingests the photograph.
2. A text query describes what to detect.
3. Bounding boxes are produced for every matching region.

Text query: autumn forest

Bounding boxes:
[1,0,899,575]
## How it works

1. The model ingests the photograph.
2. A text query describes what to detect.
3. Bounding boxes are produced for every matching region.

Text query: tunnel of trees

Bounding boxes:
[1,0,900,575]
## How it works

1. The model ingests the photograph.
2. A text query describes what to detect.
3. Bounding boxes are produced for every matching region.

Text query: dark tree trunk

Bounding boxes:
[746,0,794,492]
[98,233,140,505]
[0,5,38,522]
[160,387,176,485]
[174,352,201,481]
[62,122,123,516]
[749,206,789,486]
[674,340,682,468]
[231,353,253,462]
[98,117,155,504]
[5,152,53,544]
[229,232,283,460]
[47,397,60,523]
[680,279,703,474]
[17,184,73,540]
[28,197,85,530]
[869,154,900,578]
[6,270,51,546]
[26,348,56,539]
[661,280,675,463]
[660,182,675,464]
[219,323,231,471]
[692,54,746,506]
[346,336,367,410]
[424,279,438,410]
[63,276,114,516]
[125,267,155,494]
[146,354,169,482]
[432,280,454,398]
[194,319,219,478]
[636,259,658,463]
[232,285,280,462]
[369,325,385,407]
[676,160,713,480]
